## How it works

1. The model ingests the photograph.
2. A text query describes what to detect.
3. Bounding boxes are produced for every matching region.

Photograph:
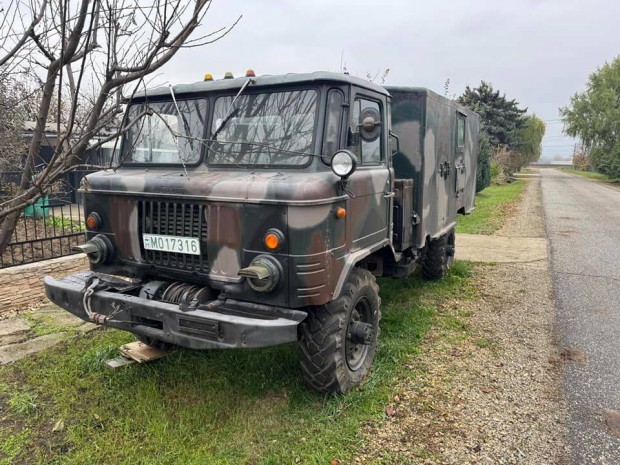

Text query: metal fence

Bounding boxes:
[0,200,86,269]
[0,173,91,268]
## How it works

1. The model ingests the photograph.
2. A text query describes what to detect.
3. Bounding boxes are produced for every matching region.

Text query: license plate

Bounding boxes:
[142,234,201,255]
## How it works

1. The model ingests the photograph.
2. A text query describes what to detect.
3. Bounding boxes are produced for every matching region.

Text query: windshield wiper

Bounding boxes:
[168,84,194,150]
[212,77,255,141]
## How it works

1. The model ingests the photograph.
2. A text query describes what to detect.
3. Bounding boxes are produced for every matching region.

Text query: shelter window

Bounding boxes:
[456,113,466,149]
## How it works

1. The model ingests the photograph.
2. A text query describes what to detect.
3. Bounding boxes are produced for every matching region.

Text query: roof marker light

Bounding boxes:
[204,73,213,81]
[245,69,256,77]
[223,72,234,79]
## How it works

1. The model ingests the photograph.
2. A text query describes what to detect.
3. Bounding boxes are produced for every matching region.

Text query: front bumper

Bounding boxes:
[44,272,307,349]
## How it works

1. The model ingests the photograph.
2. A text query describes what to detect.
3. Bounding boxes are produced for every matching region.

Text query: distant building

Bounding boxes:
[0,122,121,204]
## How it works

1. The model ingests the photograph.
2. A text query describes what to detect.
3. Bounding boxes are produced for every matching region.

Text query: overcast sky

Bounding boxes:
[157,0,620,160]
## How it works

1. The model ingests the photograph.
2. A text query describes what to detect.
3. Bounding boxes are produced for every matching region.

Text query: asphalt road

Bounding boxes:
[541,169,620,464]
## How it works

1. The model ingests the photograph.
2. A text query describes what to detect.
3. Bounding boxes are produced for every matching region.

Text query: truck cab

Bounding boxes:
[44,71,479,394]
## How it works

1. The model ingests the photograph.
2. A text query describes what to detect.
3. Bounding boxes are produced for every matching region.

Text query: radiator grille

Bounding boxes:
[139,200,208,272]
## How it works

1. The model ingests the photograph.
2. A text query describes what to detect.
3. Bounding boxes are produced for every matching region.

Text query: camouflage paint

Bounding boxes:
[387,86,480,249]
[46,72,479,350]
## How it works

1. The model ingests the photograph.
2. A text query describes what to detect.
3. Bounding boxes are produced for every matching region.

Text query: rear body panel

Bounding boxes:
[387,87,479,249]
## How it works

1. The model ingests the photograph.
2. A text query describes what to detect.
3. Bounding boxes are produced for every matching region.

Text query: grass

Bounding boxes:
[456,181,525,235]
[23,313,74,337]
[0,263,476,465]
[44,216,86,233]
[560,167,619,184]
[7,392,39,417]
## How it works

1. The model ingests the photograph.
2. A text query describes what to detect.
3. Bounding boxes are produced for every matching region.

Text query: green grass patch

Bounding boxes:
[22,313,73,337]
[0,430,31,465]
[0,263,475,465]
[7,392,39,417]
[560,168,619,184]
[456,181,525,235]
[44,216,86,232]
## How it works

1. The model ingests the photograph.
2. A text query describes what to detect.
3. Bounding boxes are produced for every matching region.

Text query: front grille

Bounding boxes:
[139,200,208,272]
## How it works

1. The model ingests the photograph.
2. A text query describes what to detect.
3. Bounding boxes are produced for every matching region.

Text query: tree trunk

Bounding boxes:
[0,64,59,255]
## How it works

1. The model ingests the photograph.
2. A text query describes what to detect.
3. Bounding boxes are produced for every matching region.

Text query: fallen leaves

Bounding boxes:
[52,418,64,432]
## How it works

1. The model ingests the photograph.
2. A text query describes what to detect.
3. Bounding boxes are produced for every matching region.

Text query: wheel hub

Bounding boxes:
[349,321,373,345]
[345,299,373,372]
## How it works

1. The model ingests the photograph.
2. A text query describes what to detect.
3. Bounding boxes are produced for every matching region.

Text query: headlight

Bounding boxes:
[72,234,114,264]
[238,255,281,293]
[331,150,357,179]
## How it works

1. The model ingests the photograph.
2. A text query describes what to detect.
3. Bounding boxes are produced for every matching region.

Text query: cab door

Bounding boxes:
[455,112,467,212]
[347,94,392,252]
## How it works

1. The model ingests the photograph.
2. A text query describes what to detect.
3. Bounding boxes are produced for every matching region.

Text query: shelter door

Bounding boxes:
[455,112,467,211]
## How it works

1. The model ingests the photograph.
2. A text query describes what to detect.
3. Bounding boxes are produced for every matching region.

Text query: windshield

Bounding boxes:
[121,99,206,164]
[208,89,318,166]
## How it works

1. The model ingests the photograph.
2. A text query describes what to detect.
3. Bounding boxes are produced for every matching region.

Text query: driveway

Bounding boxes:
[541,168,620,463]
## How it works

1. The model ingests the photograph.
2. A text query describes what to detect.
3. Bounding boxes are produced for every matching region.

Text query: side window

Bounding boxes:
[456,113,466,149]
[322,89,344,162]
[350,98,383,164]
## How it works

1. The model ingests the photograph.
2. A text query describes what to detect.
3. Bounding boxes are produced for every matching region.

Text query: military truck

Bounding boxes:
[44,71,479,394]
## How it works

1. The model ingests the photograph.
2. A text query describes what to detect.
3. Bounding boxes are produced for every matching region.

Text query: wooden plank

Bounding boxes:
[105,356,136,370]
[119,341,168,363]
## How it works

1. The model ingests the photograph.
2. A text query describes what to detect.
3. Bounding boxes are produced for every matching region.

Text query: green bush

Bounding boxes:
[490,161,500,180]
[476,130,491,192]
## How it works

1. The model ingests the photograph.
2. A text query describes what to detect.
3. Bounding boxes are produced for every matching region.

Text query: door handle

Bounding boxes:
[439,161,451,178]
[383,191,395,198]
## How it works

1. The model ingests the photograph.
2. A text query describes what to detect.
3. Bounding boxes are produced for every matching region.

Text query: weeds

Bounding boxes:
[8,392,38,416]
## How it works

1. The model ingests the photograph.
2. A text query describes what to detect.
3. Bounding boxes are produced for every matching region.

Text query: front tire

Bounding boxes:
[422,229,455,280]
[299,268,381,394]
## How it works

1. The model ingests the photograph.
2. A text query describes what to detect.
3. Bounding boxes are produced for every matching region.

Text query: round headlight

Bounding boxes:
[247,256,281,293]
[331,150,357,179]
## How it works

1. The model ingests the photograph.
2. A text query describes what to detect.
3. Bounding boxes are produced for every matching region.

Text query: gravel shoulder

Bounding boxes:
[361,177,570,464]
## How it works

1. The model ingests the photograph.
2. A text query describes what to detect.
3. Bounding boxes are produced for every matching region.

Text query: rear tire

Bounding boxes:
[299,268,381,394]
[137,335,176,351]
[422,229,455,280]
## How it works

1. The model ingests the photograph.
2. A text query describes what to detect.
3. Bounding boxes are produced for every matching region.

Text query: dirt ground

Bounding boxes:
[360,177,571,464]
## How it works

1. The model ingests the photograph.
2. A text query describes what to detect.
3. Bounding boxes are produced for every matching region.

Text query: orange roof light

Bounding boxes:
[245,69,256,77]
[204,73,213,81]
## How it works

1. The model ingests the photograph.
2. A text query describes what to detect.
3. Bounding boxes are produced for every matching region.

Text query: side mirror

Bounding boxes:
[358,108,381,142]
[330,150,357,179]
[389,130,400,157]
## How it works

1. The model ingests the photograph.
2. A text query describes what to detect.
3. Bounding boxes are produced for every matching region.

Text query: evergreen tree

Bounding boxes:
[458,81,528,190]
[458,81,527,149]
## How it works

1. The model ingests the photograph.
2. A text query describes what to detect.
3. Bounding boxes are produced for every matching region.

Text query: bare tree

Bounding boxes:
[0,0,239,254]
[0,77,34,172]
